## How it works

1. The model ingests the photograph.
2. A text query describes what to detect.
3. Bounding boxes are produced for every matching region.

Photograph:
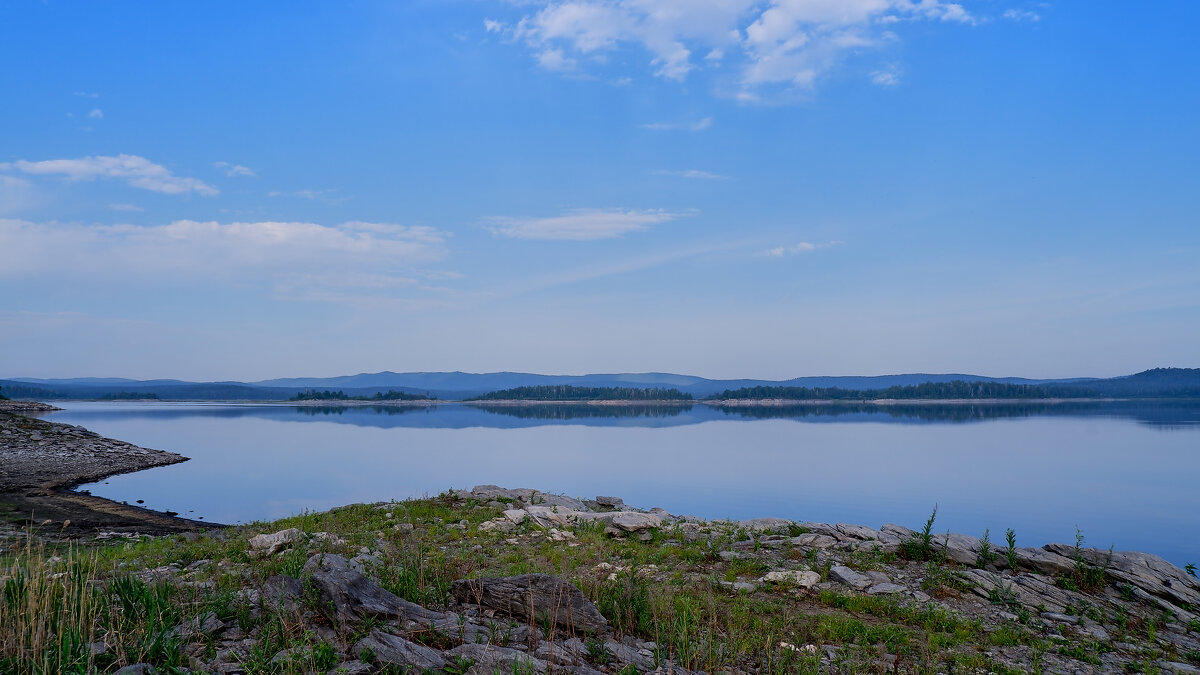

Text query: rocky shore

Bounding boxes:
[4,480,1200,673]
[0,407,207,538]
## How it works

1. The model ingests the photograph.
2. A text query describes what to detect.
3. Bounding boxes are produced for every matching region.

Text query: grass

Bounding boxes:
[0,493,1139,674]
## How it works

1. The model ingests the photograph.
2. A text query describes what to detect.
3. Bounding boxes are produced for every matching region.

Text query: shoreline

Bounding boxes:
[0,404,215,539]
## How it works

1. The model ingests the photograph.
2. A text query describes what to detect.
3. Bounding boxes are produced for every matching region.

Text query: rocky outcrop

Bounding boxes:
[0,411,186,490]
[450,574,609,633]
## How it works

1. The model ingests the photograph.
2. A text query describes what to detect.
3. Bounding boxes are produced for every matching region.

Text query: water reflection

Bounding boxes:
[51,400,1200,430]
[49,400,1200,565]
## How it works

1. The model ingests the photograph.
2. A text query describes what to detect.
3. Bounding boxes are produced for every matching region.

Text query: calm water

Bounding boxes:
[46,400,1200,566]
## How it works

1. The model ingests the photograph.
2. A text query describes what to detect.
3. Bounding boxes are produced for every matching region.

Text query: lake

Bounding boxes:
[46,400,1200,566]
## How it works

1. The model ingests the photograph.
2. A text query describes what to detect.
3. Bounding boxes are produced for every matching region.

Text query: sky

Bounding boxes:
[1,1,1197,381]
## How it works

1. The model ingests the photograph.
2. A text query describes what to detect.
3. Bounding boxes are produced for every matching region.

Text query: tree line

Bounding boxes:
[708,380,1057,401]
[468,385,693,401]
[289,389,433,401]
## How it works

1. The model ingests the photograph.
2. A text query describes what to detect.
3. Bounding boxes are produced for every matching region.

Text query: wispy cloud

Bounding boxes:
[87,108,104,119]
[267,188,346,204]
[0,218,448,281]
[1003,9,1041,22]
[213,161,256,177]
[72,91,99,98]
[3,154,218,196]
[654,169,726,180]
[640,117,713,132]
[764,240,841,257]
[496,0,978,98]
[108,203,145,212]
[0,176,38,215]
[485,208,688,240]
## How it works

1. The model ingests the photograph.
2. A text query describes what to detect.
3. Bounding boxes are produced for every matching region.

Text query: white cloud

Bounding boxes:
[6,154,218,196]
[88,108,103,119]
[0,176,39,215]
[871,68,900,86]
[500,0,978,96]
[764,240,841,256]
[213,161,256,177]
[486,208,687,240]
[73,91,99,98]
[654,169,726,179]
[1003,9,1040,22]
[640,117,713,131]
[108,203,145,212]
[0,218,447,279]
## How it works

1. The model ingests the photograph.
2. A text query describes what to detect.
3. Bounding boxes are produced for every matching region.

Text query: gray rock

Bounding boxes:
[349,553,382,576]
[1044,544,1200,609]
[583,511,662,532]
[503,509,528,524]
[595,495,624,508]
[835,523,881,541]
[531,493,589,511]
[930,532,984,566]
[738,517,793,533]
[114,666,157,675]
[866,583,907,595]
[534,639,584,665]
[1158,661,1200,674]
[790,533,839,549]
[759,570,821,588]
[1040,612,1080,624]
[260,574,304,613]
[447,643,548,675]
[248,528,303,556]
[355,630,447,671]
[450,574,608,633]
[326,661,373,675]
[605,639,654,670]
[305,554,453,626]
[1013,546,1075,575]
[829,565,872,590]
[720,581,757,592]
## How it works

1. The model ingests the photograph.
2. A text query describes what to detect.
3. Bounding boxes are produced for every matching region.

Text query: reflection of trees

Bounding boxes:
[714,401,1200,427]
[475,404,692,420]
[294,405,434,417]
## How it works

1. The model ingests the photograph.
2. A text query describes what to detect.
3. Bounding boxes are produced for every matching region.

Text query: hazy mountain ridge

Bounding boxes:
[1,368,1195,401]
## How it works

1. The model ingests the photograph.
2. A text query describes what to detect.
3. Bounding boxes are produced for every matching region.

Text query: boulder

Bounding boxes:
[260,575,304,613]
[866,583,907,595]
[531,493,589,511]
[354,630,446,671]
[759,570,821,588]
[450,574,608,633]
[829,565,872,590]
[249,528,303,556]
[304,554,454,627]
[595,495,624,509]
[929,532,984,566]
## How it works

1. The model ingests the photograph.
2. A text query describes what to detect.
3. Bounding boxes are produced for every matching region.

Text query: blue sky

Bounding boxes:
[1,1,1197,381]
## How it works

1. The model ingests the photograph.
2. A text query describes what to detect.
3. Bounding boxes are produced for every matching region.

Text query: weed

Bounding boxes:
[586,637,613,664]
[900,505,941,562]
[1186,563,1197,578]
[1056,529,1112,593]
[1005,528,1019,572]
[976,528,997,568]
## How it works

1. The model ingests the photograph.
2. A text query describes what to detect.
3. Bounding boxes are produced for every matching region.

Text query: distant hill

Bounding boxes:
[2,368,1196,401]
